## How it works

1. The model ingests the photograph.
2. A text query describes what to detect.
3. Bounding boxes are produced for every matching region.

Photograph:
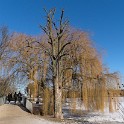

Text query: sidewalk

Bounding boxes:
[0,104,59,124]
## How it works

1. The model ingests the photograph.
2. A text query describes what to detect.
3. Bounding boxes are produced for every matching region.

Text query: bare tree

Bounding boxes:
[38,8,71,118]
[0,26,11,96]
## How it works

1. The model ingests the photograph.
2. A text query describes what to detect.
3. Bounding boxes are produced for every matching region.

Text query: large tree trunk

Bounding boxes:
[54,76,63,119]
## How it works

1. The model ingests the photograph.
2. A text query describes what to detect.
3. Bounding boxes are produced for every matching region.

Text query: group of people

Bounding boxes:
[7,91,22,104]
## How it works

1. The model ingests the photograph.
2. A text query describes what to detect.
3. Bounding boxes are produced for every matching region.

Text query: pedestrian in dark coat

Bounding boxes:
[10,93,12,99]
[8,93,11,103]
[18,91,22,103]
[14,92,17,104]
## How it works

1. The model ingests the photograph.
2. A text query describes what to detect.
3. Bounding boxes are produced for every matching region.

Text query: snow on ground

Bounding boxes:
[84,111,124,123]
[85,97,124,123]
[63,97,124,123]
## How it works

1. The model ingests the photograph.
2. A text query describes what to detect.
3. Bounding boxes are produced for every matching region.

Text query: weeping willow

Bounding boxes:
[63,31,120,113]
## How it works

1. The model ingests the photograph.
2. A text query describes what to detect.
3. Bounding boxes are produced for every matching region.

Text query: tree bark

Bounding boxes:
[54,76,63,119]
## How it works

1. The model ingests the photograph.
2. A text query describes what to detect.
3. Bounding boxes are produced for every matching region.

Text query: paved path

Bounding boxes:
[0,104,59,124]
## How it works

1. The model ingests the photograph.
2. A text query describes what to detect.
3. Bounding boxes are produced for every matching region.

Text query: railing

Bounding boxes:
[25,97,42,115]
[0,96,6,105]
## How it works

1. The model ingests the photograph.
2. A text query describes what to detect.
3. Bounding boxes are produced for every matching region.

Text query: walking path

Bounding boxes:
[0,104,59,124]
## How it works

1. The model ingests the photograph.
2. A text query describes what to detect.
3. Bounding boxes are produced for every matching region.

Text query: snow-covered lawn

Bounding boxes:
[86,97,124,123]
[63,97,124,124]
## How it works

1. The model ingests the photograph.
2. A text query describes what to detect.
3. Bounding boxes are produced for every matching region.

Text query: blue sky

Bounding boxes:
[0,0,124,76]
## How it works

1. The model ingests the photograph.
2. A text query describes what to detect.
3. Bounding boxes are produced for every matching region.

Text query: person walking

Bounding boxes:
[18,91,22,104]
[10,93,12,100]
[8,93,11,104]
[14,92,17,104]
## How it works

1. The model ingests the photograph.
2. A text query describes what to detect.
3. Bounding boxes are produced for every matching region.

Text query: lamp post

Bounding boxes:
[36,81,40,104]
[35,70,40,104]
